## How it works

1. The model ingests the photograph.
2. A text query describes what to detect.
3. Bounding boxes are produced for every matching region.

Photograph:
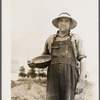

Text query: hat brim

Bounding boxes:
[52,16,77,29]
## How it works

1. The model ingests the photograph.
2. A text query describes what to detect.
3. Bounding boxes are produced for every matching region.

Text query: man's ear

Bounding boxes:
[69,24,71,29]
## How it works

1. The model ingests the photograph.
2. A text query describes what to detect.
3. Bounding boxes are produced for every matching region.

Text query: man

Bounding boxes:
[42,12,87,100]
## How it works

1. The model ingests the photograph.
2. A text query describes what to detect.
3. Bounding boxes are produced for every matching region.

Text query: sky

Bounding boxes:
[2,0,98,99]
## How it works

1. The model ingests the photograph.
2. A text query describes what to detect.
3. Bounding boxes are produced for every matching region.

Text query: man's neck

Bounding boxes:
[59,30,69,37]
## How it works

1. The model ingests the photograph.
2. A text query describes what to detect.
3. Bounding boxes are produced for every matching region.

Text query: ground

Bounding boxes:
[11,77,97,100]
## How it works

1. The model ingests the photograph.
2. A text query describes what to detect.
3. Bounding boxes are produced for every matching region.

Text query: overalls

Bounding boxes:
[46,36,79,100]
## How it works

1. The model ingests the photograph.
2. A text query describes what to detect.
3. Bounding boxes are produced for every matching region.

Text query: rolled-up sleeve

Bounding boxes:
[76,35,87,61]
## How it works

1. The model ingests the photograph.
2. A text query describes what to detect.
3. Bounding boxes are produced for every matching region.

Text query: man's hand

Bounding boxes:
[75,79,84,94]
[27,60,36,68]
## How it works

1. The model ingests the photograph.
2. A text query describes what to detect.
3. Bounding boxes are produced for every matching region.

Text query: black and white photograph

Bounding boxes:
[2,0,98,100]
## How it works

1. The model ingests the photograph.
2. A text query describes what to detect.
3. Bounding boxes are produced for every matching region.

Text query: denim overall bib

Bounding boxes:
[46,36,79,100]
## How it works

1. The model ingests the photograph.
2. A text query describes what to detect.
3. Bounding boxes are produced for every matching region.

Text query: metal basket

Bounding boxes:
[27,55,51,68]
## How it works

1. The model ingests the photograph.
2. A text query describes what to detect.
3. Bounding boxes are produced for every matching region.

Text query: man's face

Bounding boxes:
[58,17,71,32]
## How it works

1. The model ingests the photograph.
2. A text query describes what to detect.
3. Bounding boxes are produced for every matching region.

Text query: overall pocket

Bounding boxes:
[61,45,71,58]
[51,46,60,57]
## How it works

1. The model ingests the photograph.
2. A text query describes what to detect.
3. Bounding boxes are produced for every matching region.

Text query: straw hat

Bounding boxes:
[52,12,77,29]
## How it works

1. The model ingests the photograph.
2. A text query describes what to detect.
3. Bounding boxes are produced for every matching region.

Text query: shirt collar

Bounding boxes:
[54,30,72,37]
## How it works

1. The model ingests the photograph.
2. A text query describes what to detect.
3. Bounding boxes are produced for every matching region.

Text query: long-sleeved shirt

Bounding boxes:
[42,31,87,61]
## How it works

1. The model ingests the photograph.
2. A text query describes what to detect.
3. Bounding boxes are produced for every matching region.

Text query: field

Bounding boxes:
[11,77,97,100]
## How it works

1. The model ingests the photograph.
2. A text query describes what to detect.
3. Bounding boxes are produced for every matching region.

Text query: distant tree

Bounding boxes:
[38,69,47,78]
[19,66,26,77]
[27,68,37,78]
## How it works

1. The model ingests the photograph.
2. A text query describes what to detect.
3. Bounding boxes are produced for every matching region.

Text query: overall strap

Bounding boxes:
[69,35,79,66]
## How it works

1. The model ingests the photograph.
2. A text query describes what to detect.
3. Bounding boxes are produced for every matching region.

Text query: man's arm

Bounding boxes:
[42,41,50,55]
[41,34,54,55]
[75,57,86,94]
[75,34,87,94]
[79,58,86,81]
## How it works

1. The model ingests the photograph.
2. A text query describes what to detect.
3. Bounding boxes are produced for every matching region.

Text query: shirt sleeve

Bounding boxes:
[41,40,50,55]
[41,34,54,55]
[76,35,87,61]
